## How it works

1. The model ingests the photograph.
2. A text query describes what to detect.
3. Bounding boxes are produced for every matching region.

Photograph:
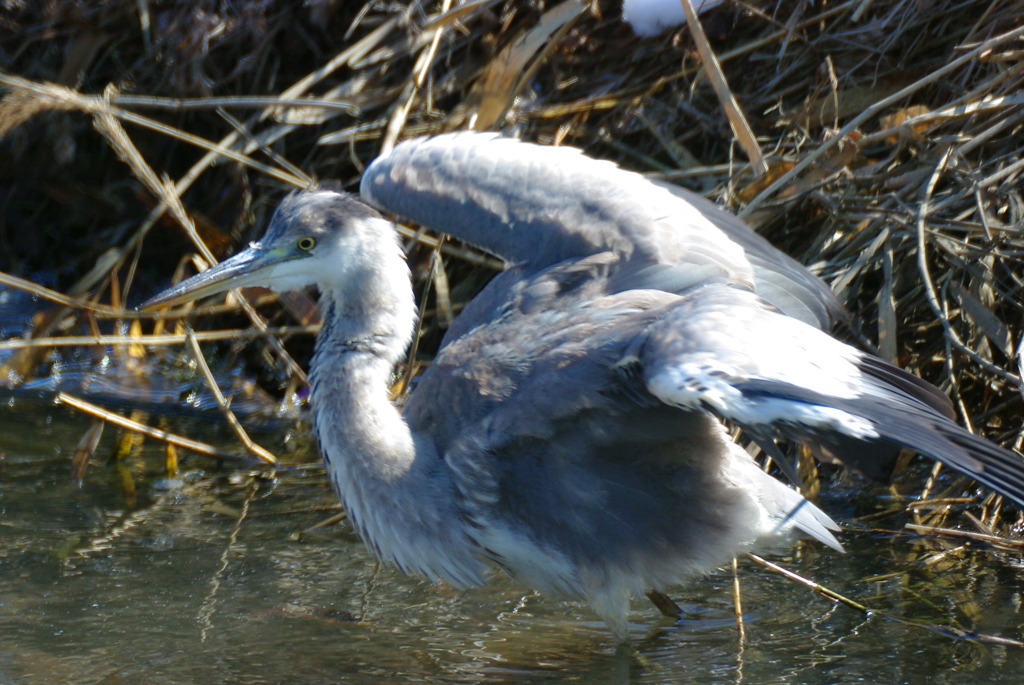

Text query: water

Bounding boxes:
[1,399,1023,684]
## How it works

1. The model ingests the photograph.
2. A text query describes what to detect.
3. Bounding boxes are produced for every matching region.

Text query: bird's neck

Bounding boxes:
[308,243,483,585]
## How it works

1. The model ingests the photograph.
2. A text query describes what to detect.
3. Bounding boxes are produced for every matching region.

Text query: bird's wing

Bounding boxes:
[362,132,841,328]
[361,132,753,284]
[640,283,1024,506]
[653,180,845,329]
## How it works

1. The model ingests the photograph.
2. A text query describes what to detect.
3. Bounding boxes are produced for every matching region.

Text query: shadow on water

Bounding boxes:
[1,398,1023,684]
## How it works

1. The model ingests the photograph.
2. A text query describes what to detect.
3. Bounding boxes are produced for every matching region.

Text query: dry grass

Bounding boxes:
[1,1,1023,542]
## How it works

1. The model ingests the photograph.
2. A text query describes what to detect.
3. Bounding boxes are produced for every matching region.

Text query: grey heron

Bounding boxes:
[143,132,1024,641]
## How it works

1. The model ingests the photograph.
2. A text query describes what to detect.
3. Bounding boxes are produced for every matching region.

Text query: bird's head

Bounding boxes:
[140,188,396,310]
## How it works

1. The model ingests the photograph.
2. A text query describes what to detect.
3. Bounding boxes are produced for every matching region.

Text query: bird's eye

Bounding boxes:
[297,236,316,251]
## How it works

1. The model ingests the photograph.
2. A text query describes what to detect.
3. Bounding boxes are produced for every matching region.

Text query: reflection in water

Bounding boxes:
[1,401,1023,684]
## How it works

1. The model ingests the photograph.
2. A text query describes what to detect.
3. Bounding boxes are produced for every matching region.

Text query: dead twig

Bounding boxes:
[747,553,1024,647]
[56,392,257,463]
[183,327,278,465]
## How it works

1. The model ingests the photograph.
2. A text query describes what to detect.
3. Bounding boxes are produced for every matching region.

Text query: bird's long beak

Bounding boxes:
[139,244,282,310]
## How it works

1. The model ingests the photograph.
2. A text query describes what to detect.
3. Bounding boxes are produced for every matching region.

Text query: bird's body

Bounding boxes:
[286,188,839,637]
[144,132,1024,641]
